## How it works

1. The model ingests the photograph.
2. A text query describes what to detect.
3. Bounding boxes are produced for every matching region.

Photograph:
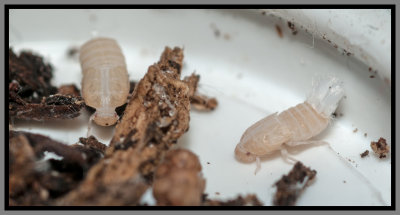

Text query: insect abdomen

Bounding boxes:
[79,37,129,110]
[238,113,291,156]
[278,102,329,142]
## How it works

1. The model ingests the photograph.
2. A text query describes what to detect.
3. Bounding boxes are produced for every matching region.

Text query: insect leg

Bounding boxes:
[254,156,261,175]
[285,140,327,147]
[87,113,96,137]
[280,146,298,164]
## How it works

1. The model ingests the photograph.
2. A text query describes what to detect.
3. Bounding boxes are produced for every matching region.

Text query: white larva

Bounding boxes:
[234,76,344,167]
[79,37,130,126]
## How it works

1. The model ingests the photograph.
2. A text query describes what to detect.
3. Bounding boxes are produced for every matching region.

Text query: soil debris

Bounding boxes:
[57,84,81,97]
[66,46,79,59]
[370,138,390,159]
[273,162,317,206]
[275,25,283,38]
[9,131,105,206]
[360,150,369,158]
[9,49,84,121]
[9,48,57,102]
[287,21,298,35]
[202,194,263,206]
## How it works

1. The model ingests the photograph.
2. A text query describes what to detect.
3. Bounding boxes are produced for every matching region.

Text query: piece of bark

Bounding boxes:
[10,131,106,177]
[117,74,219,115]
[184,73,218,111]
[9,90,85,121]
[10,131,86,166]
[370,138,390,159]
[273,161,317,206]
[153,149,205,206]
[108,46,190,176]
[56,147,149,206]
[78,135,108,154]
[70,136,108,167]
[202,194,263,206]
[58,47,191,206]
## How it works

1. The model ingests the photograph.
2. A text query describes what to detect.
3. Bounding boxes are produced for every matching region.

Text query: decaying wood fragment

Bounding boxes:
[109,46,191,178]
[9,90,85,121]
[118,76,218,114]
[184,73,218,111]
[77,135,108,154]
[10,131,86,166]
[70,136,108,167]
[56,147,149,206]
[153,149,205,206]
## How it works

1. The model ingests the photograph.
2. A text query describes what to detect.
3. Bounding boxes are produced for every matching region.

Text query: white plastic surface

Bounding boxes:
[9,9,391,206]
[261,9,391,86]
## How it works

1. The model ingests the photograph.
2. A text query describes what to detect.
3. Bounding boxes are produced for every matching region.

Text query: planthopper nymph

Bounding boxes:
[234,76,344,172]
[79,37,130,126]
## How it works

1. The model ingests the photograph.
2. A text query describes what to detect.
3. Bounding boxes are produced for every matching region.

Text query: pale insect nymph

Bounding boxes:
[234,76,344,172]
[79,37,130,126]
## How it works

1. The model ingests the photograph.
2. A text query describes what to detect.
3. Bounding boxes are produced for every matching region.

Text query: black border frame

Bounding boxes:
[4,4,396,211]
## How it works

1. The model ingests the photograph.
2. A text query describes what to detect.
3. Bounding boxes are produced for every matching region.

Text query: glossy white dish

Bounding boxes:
[9,9,391,206]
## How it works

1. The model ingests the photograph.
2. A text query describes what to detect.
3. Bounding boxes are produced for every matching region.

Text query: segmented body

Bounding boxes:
[235,77,344,163]
[79,37,129,126]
